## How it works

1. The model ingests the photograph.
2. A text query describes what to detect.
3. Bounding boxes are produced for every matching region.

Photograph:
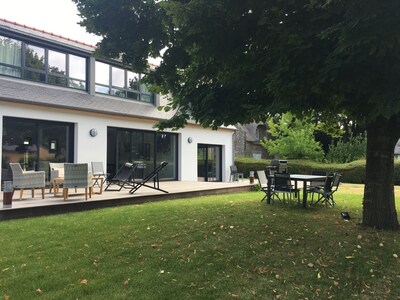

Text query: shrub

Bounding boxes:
[325,134,367,163]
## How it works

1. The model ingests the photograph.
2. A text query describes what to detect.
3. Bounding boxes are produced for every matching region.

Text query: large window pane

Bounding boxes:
[48,50,66,75]
[95,61,109,85]
[25,44,45,69]
[69,55,86,80]
[0,36,21,66]
[112,66,124,87]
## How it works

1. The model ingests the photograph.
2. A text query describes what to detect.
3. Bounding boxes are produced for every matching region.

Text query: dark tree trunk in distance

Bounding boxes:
[363,117,400,230]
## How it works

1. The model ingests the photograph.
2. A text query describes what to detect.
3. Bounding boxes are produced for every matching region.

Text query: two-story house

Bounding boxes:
[0,19,235,185]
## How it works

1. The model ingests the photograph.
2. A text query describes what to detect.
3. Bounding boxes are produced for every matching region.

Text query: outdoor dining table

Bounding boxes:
[267,174,327,208]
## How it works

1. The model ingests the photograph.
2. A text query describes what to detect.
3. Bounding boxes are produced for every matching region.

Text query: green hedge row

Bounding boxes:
[235,157,400,184]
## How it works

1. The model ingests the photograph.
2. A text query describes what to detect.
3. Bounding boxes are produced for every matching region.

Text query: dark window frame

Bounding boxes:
[0,33,88,91]
[95,60,155,104]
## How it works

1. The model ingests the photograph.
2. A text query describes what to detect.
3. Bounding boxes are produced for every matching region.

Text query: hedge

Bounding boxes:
[234,157,400,184]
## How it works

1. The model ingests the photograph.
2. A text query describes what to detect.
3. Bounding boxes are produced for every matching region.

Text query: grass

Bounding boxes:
[0,184,399,299]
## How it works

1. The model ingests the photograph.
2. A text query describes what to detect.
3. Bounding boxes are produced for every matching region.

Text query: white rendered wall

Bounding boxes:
[0,102,234,182]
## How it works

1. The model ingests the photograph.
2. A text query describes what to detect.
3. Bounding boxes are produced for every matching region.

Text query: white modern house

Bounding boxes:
[0,19,235,186]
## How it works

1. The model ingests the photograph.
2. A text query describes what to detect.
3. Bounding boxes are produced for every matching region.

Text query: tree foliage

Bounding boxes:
[73,0,400,229]
[326,134,367,163]
[260,113,324,160]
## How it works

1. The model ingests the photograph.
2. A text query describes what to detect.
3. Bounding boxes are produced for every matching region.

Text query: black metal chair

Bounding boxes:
[311,173,341,207]
[230,165,244,182]
[104,162,137,191]
[272,173,299,206]
[129,161,169,194]
[307,170,327,195]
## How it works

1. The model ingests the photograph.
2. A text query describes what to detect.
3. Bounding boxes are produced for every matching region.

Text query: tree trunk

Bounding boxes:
[363,117,399,230]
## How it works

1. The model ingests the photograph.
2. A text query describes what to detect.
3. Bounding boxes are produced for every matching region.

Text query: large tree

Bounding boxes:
[73,0,400,229]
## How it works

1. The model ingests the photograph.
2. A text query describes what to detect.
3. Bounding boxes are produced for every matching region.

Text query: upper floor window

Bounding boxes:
[95,61,154,104]
[0,34,87,90]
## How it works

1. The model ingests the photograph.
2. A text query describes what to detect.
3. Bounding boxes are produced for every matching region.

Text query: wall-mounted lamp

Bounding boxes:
[23,138,30,145]
[187,137,193,144]
[89,128,98,137]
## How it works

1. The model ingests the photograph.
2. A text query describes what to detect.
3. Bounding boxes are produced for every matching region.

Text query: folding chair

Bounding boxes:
[272,173,299,206]
[129,161,169,194]
[104,162,137,191]
[91,162,109,192]
[311,173,341,207]
[256,170,270,202]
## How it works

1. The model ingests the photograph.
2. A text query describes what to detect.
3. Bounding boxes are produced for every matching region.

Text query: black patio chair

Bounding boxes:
[272,173,299,206]
[104,162,137,191]
[311,173,341,207]
[230,165,244,182]
[129,161,169,194]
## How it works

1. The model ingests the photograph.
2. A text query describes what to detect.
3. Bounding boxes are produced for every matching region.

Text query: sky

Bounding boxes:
[0,0,101,46]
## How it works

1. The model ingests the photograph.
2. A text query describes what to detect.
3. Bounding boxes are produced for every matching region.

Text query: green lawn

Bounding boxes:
[0,184,399,299]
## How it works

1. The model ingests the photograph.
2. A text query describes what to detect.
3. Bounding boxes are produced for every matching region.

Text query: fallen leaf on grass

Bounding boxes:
[345,256,355,259]
[258,267,268,274]
[307,263,314,268]
[333,281,339,287]
[393,254,398,258]
[124,278,130,285]
[3,294,10,300]
[36,288,43,294]
[80,279,88,285]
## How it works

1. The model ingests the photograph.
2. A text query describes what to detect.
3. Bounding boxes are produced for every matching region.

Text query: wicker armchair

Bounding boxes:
[63,163,93,201]
[9,163,45,200]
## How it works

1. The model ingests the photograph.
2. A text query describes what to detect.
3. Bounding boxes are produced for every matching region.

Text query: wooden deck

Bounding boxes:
[0,180,253,221]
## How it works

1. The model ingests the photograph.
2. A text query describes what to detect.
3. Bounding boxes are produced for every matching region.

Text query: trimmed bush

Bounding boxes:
[235,157,400,184]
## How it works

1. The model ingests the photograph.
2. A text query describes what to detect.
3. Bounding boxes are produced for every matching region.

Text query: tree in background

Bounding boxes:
[260,112,324,160]
[73,0,400,230]
[326,134,367,163]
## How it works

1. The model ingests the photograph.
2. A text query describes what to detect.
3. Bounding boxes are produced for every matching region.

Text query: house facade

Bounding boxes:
[0,19,235,185]
[234,122,269,159]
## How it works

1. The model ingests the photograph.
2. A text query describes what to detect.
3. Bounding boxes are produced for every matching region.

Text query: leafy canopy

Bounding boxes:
[73,0,400,130]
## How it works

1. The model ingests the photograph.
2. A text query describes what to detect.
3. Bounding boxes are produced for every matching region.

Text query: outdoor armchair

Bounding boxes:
[63,163,92,201]
[9,163,45,200]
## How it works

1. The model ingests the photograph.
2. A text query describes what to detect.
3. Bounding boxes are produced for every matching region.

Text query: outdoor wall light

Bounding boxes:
[89,128,98,137]
[23,138,30,145]
[187,137,193,143]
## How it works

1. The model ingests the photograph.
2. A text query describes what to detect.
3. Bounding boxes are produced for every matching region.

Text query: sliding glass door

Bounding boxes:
[197,144,222,182]
[107,127,178,180]
[2,116,74,182]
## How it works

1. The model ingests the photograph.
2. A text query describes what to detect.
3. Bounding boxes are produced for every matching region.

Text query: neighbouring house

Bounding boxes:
[0,19,235,186]
[234,122,269,159]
